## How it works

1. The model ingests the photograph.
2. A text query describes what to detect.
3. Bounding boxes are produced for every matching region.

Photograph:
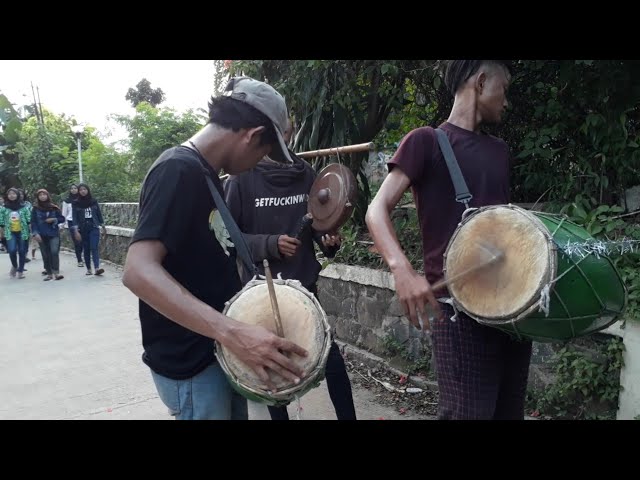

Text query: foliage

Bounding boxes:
[486,60,640,206]
[15,110,88,197]
[382,334,431,376]
[0,93,24,190]
[554,196,640,322]
[334,203,423,272]
[113,102,205,183]
[218,60,446,224]
[81,137,138,202]
[125,78,165,108]
[527,337,625,420]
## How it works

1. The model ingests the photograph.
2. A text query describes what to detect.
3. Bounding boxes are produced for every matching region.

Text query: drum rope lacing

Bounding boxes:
[537,216,601,318]
[294,395,303,420]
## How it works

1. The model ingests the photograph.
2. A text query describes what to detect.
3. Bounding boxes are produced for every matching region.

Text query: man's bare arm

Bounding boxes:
[365,169,442,329]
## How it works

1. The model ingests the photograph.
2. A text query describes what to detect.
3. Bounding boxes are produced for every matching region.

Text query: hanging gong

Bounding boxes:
[307,163,357,234]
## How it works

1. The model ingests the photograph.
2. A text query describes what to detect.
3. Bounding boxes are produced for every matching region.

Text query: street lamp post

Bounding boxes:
[70,124,84,183]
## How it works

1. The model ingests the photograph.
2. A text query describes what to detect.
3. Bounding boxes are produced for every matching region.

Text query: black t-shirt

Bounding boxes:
[131,146,242,380]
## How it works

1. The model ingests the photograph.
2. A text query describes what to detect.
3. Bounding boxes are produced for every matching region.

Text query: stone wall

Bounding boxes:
[100,203,139,229]
[317,263,621,398]
[318,264,430,364]
[60,202,137,265]
[60,225,133,266]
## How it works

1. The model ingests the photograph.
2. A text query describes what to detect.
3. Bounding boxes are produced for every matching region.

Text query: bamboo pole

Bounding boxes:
[296,142,374,158]
[218,142,375,182]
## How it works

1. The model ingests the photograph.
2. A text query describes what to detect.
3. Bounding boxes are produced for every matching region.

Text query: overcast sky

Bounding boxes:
[0,60,218,144]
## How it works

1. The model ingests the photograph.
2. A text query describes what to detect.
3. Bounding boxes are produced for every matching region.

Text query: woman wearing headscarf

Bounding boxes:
[72,183,106,276]
[31,189,66,281]
[18,189,37,262]
[61,184,84,267]
[0,188,31,278]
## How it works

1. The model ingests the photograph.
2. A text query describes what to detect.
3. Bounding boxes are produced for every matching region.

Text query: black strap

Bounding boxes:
[179,144,259,278]
[434,128,473,209]
[202,171,259,278]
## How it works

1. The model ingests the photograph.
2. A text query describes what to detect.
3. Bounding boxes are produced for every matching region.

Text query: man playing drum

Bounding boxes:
[224,120,357,420]
[366,60,533,420]
[123,77,308,420]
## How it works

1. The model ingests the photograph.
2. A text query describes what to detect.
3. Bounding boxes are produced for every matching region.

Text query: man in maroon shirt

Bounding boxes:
[366,60,532,419]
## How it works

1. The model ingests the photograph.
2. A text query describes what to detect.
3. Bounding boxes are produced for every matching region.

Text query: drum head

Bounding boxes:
[221,282,326,392]
[308,163,357,233]
[444,205,555,320]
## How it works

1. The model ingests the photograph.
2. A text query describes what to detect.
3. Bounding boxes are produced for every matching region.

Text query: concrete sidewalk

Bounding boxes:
[0,251,431,420]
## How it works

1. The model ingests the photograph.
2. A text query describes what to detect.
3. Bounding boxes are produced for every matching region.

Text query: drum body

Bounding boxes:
[216,278,332,406]
[443,204,627,343]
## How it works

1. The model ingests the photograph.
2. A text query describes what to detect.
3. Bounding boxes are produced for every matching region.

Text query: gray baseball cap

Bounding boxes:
[223,76,294,164]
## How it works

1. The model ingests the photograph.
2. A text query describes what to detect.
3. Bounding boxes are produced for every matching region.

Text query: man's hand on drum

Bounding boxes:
[392,264,444,331]
[226,322,308,391]
[278,234,301,257]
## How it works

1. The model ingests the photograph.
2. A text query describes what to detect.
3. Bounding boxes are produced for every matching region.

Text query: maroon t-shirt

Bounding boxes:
[388,121,511,289]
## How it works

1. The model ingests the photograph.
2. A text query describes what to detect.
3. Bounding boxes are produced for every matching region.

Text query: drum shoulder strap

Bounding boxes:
[178,148,259,278]
[434,128,473,209]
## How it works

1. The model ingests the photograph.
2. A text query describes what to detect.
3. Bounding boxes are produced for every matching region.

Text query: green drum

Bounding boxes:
[443,204,627,343]
[216,278,331,406]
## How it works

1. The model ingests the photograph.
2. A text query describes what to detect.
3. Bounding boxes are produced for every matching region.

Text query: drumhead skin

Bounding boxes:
[445,205,554,319]
[443,204,627,342]
[217,279,331,405]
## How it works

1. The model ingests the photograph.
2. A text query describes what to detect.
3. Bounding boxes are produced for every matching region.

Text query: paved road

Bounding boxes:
[0,251,432,420]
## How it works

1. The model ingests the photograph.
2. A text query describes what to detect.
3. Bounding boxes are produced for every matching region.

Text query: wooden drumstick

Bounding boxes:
[431,240,504,292]
[263,259,285,338]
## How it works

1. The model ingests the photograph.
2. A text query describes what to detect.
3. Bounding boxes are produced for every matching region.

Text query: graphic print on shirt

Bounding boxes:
[208,209,234,256]
[9,211,21,232]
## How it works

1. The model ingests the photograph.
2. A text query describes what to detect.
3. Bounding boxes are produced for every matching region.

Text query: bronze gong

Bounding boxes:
[307,163,357,234]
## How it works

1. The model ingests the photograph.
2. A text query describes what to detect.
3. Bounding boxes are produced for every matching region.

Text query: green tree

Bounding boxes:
[125,78,166,108]
[114,102,205,182]
[502,60,640,206]
[0,93,24,191]
[82,137,138,202]
[15,109,88,197]
[220,60,444,223]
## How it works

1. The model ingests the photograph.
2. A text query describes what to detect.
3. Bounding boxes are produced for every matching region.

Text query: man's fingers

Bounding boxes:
[407,301,421,329]
[425,289,444,321]
[253,366,276,392]
[264,358,301,385]
[277,337,308,358]
[416,308,431,332]
[283,237,301,246]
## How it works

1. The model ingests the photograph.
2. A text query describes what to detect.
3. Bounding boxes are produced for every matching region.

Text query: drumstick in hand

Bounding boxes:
[263,259,285,338]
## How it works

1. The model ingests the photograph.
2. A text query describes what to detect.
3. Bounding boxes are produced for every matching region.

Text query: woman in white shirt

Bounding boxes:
[61,184,84,267]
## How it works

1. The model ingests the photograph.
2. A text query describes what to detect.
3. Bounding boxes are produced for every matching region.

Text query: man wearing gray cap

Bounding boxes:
[123,77,307,420]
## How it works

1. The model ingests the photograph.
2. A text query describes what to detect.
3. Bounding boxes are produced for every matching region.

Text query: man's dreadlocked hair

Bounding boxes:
[444,60,513,97]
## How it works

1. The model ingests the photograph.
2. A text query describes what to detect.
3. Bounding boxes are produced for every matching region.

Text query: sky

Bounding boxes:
[0,60,218,145]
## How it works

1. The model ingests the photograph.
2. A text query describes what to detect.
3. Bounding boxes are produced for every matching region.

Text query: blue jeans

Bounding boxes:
[39,235,61,274]
[6,232,27,272]
[150,362,248,420]
[67,222,83,262]
[81,227,100,270]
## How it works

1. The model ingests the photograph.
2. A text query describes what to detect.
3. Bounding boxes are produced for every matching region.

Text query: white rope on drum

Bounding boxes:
[294,395,303,420]
[539,284,551,317]
[537,250,590,317]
